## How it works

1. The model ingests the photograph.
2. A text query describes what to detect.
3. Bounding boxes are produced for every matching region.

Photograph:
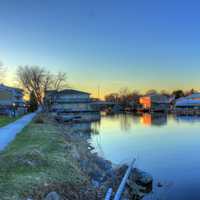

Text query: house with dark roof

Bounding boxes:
[44,89,100,122]
[0,84,26,116]
[139,94,170,112]
[45,89,93,112]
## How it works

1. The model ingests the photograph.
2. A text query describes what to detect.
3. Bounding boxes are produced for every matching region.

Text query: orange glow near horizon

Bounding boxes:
[140,114,152,126]
[3,73,200,100]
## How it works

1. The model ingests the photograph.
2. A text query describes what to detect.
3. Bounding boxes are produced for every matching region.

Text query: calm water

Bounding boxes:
[90,113,200,200]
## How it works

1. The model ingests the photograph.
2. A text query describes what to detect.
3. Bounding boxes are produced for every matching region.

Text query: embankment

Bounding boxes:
[0,113,152,200]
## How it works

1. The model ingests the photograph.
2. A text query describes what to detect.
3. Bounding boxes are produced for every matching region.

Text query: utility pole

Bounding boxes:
[98,85,100,99]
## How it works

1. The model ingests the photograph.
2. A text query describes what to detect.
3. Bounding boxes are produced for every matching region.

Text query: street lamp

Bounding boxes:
[12,103,16,117]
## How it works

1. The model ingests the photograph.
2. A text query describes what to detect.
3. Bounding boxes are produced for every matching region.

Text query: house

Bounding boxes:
[175,93,200,115]
[45,89,95,112]
[139,94,170,112]
[44,89,100,122]
[0,84,26,116]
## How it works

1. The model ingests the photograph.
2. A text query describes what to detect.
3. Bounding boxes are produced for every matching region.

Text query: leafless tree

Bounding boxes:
[17,66,45,104]
[52,72,68,91]
[105,93,119,103]
[0,61,6,82]
[145,89,158,95]
[16,65,68,104]
[43,71,68,92]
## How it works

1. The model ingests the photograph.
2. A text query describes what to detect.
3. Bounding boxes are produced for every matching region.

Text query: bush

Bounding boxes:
[34,117,44,124]
[28,91,38,112]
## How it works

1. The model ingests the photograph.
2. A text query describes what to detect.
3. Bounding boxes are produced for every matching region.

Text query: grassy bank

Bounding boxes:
[0,116,20,127]
[0,114,89,200]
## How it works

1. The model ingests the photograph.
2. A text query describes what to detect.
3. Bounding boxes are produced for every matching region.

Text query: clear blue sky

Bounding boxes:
[1,0,200,97]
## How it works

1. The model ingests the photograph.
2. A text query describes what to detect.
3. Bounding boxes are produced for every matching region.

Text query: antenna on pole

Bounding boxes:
[98,85,100,99]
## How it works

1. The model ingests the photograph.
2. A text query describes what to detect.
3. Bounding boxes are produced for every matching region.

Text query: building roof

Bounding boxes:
[0,84,23,93]
[186,93,200,99]
[176,99,200,106]
[58,89,90,95]
[175,93,200,106]
[140,94,169,103]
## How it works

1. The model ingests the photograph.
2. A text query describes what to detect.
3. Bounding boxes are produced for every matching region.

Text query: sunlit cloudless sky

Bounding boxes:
[1,0,200,98]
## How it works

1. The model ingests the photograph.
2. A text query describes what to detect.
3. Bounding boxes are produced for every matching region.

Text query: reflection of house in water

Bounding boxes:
[103,114,132,131]
[140,113,167,126]
[175,115,200,123]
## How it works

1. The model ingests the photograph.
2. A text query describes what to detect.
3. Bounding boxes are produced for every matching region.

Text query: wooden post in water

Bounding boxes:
[113,158,136,200]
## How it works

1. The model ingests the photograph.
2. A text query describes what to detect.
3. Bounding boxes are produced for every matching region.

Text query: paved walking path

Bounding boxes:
[0,112,38,151]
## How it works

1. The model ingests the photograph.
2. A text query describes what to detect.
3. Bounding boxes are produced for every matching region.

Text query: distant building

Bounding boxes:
[0,84,26,116]
[175,93,200,115]
[45,89,95,112]
[44,89,100,122]
[139,94,170,112]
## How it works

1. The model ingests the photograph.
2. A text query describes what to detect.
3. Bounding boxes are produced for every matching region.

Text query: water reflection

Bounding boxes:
[140,113,167,127]
[175,115,200,123]
[90,113,200,200]
[99,113,168,132]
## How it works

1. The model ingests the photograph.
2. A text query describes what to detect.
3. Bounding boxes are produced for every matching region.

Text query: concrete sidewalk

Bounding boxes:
[0,112,37,151]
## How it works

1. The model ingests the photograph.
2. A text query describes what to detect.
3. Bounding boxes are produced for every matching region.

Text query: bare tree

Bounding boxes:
[0,61,6,83]
[52,72,68,91]
[16,65,68,104]
[43,71,54,92]
[17,66,46,104]
[160,89,170,97]
[105,93,119,103]
[145,89,157,95]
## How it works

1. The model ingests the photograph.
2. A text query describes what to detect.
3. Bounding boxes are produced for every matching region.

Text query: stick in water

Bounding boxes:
[114,158,136,200]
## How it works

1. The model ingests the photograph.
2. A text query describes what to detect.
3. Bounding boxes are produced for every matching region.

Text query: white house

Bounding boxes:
[175,93,200,109]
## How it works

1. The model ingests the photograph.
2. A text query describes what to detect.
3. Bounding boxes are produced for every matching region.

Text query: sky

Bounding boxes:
[1,0,200,98]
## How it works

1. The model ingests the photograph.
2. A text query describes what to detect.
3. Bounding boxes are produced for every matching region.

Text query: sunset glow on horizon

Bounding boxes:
[1,0,200,98]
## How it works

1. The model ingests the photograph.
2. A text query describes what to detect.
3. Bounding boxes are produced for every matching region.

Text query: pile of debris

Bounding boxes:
[102,164,153,200]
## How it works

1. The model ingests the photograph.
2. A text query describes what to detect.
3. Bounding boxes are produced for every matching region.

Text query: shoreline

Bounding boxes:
[62,115,153,199]
[0,113,152,200]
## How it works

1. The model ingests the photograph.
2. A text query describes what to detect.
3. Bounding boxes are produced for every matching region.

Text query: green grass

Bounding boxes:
[0,116,21,127]
[0,114,88,200]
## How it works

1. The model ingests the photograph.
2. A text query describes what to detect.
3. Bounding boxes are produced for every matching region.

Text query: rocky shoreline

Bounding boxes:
[59,120,153,200]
